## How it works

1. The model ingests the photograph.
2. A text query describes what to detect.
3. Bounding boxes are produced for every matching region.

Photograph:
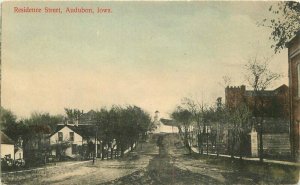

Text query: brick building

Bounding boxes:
[287,31,300,161]
[225,84,290,157]
[225,84,289,118]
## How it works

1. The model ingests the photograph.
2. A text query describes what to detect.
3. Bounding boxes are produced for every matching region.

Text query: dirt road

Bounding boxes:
[3,133,299,185]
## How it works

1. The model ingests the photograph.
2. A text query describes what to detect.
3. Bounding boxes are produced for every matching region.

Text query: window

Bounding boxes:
[298,64,300,97]
[72,144,77,154]
[58,132,63,141]
[70,132,74,141]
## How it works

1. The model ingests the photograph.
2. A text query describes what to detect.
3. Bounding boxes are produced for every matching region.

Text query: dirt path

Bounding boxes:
[103,134,299,185]
[104,134,222,185]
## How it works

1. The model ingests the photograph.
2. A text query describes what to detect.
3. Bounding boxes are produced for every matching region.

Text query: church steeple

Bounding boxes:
[154,110,160,122]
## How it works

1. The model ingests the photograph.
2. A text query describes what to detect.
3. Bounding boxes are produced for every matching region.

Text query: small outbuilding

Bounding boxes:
[1,131,15,159]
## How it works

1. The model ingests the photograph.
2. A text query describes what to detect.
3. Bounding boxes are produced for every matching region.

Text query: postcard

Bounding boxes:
[1,1,299,184]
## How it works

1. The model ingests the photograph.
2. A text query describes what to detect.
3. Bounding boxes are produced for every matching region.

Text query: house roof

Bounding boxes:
[274,84,288,93]
[1,131,15,145]
[51,125,96,138]
[160,118,178,127]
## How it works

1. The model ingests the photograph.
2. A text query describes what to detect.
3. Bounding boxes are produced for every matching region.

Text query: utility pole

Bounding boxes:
[93,126,98,165]
[206,125,209,155]
[216,123,219,157]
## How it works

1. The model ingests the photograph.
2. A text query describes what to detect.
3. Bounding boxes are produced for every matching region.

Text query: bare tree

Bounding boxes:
[229,103,251,160]
[218,75,232,88]
[245,57,281,162]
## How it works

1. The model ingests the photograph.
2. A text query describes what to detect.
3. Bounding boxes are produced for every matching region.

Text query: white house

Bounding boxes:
[1,131,15,159]
[50,125,99,158]
[154,119,179,134]
[152,111,179,134]
[50,125,83,157]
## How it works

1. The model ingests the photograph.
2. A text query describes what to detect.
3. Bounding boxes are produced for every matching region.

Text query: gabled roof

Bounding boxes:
[273,84,288,93]
[51,125,96,138]
[1,131,15,145]
[160,118,178,127]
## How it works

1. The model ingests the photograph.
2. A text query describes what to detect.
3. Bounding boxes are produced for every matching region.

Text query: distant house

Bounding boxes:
[1,131,15,159]
[79,110,97,125]
[287,30,300,161]
[49,125,100,158]
[159,118,179,133]
[152,111,179,134]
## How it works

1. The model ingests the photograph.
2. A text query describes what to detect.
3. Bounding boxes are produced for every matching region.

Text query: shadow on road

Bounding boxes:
[103,134,222,185]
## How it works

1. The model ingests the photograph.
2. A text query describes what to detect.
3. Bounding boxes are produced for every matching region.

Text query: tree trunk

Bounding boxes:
[101,142,105,160]
[197,132,202,155]
[184,126,191,154]
[230,130,234,159]
[239,132,243,160]
[202,125,206,155]
[110,147,113,159]
[120,145,124,158]
[216,125,219,157]
[106,147,109,159]
[131,142,134,151]
[206,129,209,156]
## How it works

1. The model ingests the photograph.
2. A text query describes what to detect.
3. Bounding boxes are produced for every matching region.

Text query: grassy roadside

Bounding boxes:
[188,153,299,184]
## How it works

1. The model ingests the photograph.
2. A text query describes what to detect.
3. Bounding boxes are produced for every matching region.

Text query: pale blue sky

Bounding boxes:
[2,1,288,118]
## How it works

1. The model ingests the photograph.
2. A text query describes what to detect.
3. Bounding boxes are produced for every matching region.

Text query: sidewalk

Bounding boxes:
[191,147,300,167]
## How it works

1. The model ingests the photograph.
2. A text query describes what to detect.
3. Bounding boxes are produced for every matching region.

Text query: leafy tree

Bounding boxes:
[171,106,193,154]
[0,107,24,141]
[228,103,251,159]
[261,1,300,53]
[13,112,62,165]
[64,108,83,124]
[119,105,152,155]
[95,105,152,159]
[26,112,63,132]
[95,107,112,159]
[50,140,72,161]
